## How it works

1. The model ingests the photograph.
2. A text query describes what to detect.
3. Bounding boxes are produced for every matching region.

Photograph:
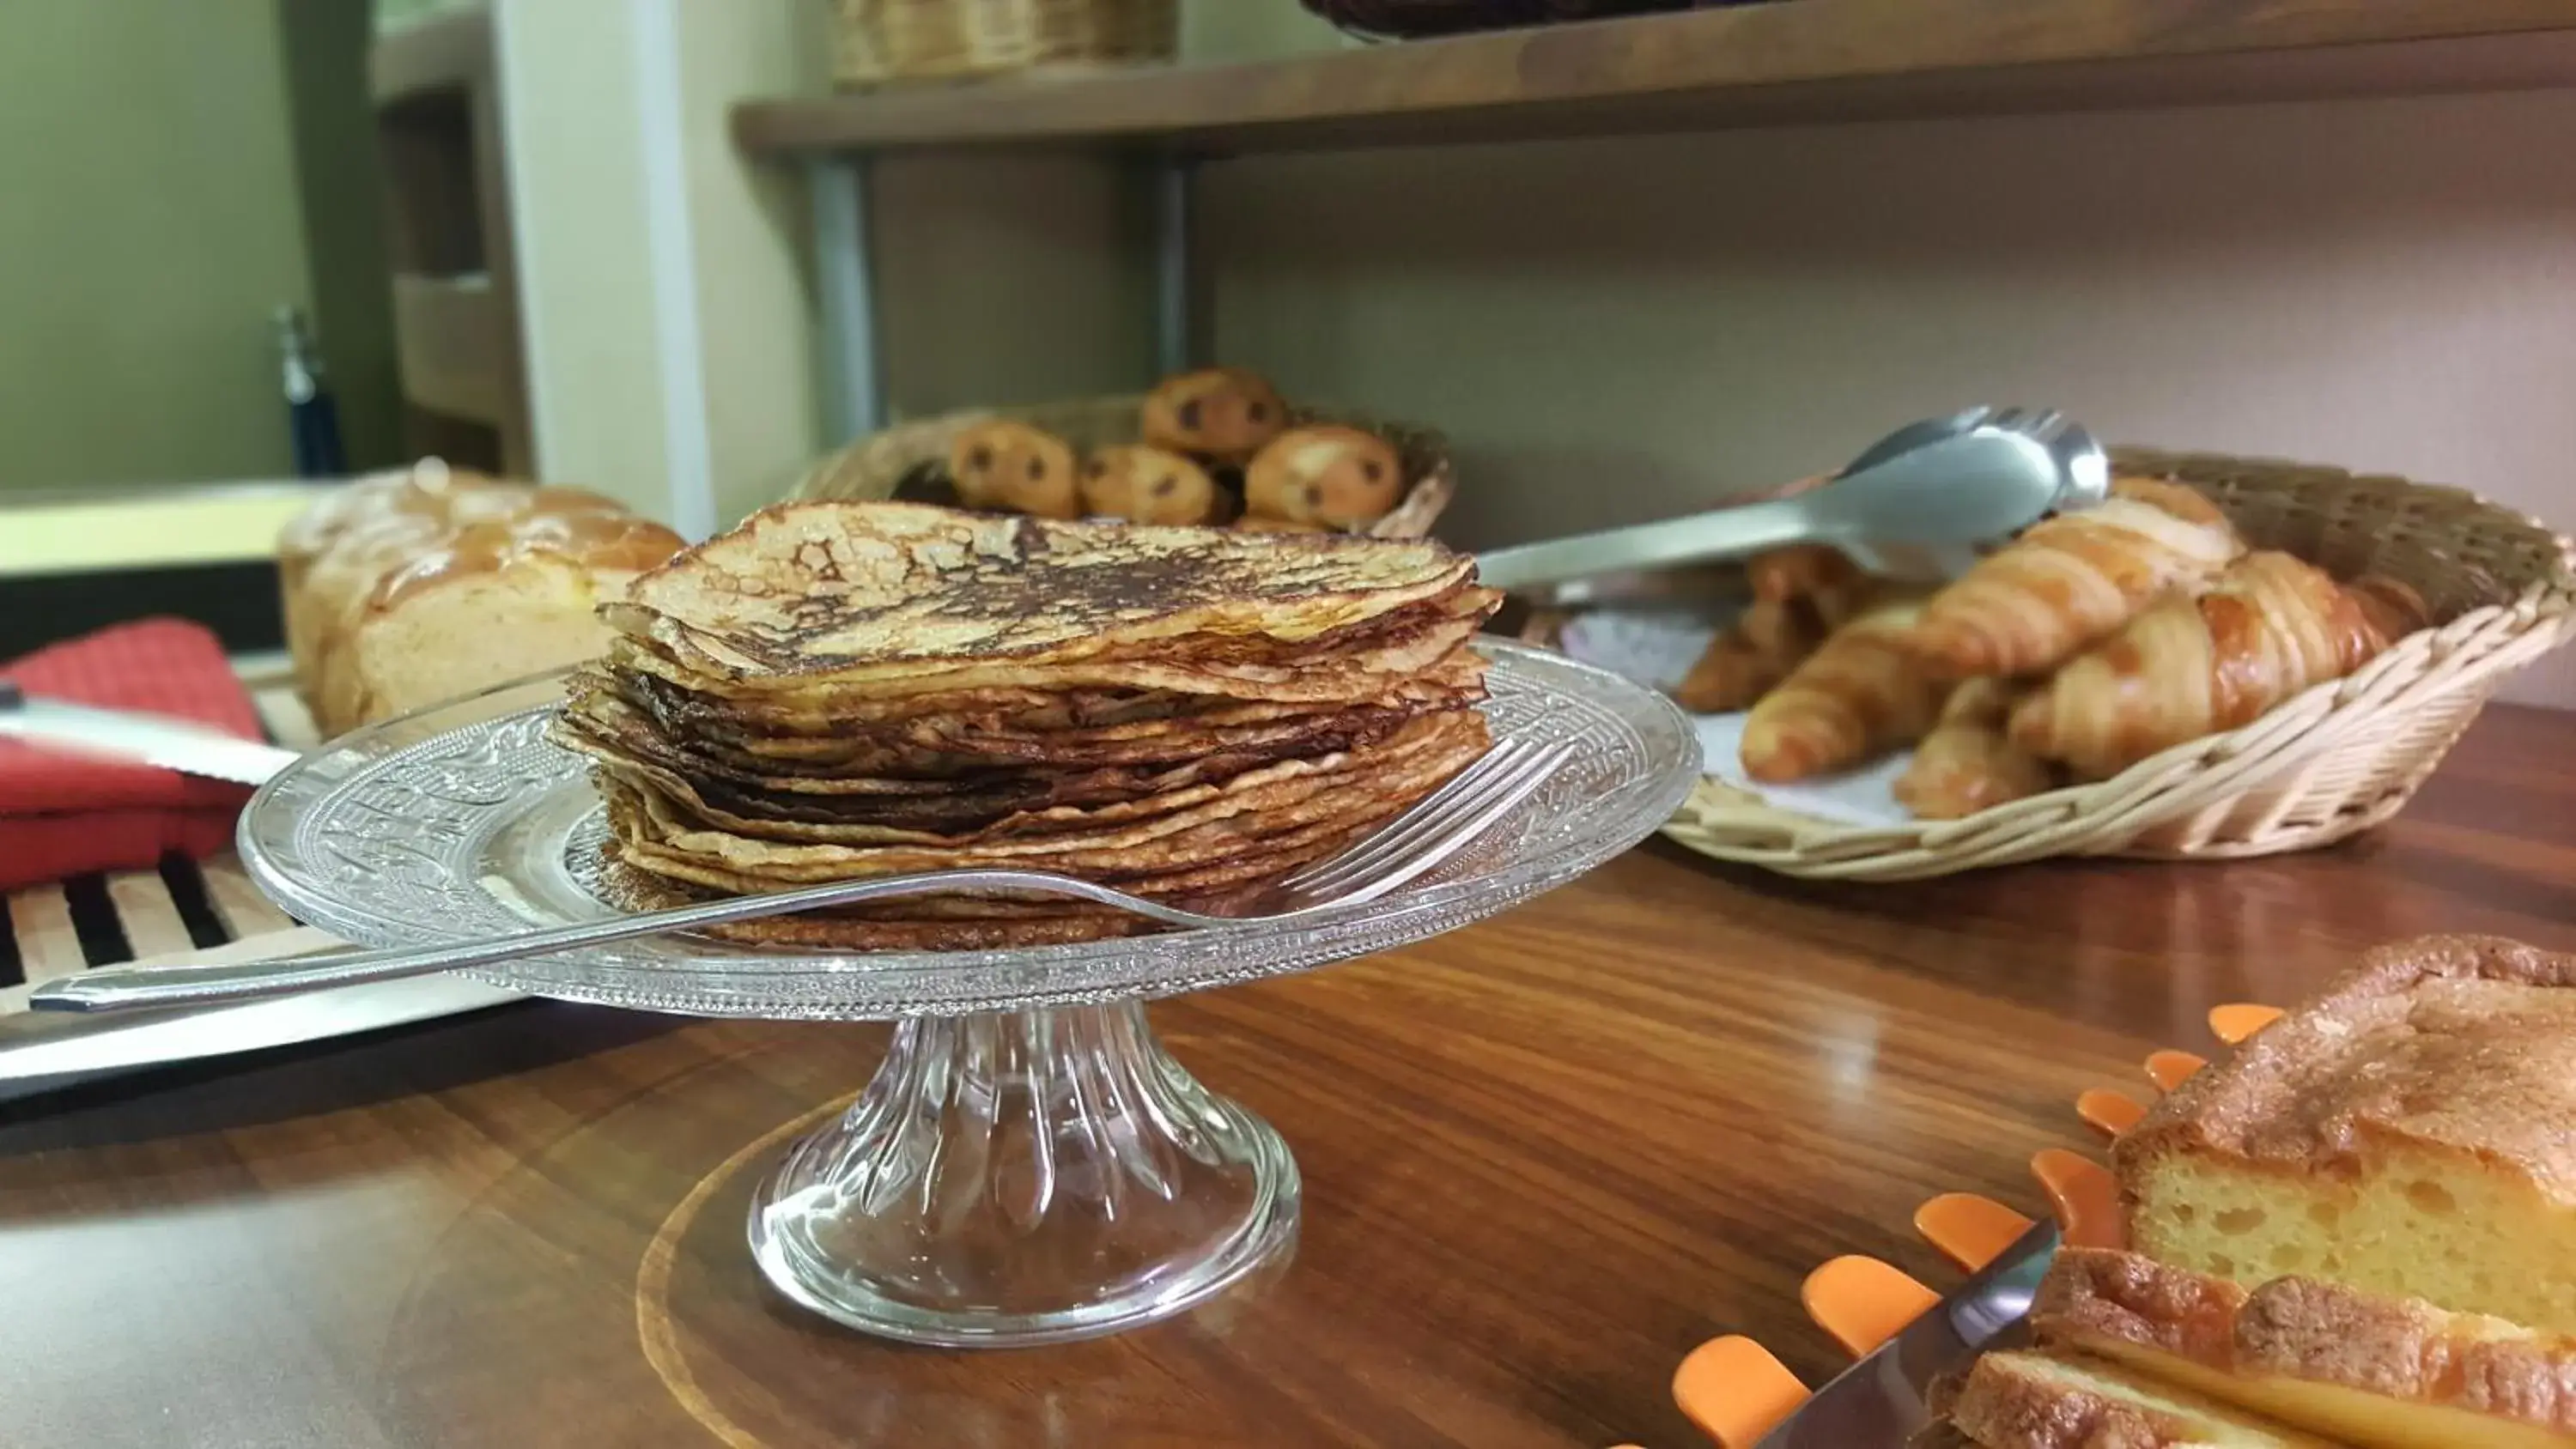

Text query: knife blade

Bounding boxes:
[0,688,530,1100]
[0,970,523,1100]
[0,680,300,786]
[1756,1221,2059,1447]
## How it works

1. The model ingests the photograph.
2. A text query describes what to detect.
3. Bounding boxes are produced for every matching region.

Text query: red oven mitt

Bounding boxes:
[0,619,263,892]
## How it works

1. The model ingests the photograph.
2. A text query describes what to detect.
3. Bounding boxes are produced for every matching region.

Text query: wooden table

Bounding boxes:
[3,706,2570,1449]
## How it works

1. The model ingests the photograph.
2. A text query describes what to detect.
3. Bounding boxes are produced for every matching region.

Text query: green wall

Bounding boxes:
[279,0,403,475]
[0,1,397,493]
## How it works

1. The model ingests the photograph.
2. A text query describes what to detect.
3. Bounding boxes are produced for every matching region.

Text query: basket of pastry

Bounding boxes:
[793,366,1455,540]
[277,459,688,739]
[1541,449,2576,879]
[834,0,1178,88]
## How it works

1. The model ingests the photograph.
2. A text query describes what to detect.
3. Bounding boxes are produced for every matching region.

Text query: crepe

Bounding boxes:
[569,501,1501,950]
[610,500,1479,679]
[600,711,1489,868]
[573,656,1480,777]
[607,583,1497,707]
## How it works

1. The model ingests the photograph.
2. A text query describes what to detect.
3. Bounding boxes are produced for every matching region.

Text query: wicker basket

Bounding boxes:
[835,0,1177,86]
[792,395,1457,541]
[1530,449,2576,881]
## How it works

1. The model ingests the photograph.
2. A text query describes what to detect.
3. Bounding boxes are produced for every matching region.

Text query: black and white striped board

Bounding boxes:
[2,663,317,1015]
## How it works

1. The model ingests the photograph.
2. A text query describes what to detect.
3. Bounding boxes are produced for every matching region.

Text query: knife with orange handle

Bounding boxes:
[2143,1049,2207,1093]
[1912,1193,2036,1275]
[1671,1185,2066,1448]
[2075,1088,2148,1138]
[1672,1336,1818,1448]
[1802,1256,1943,1359]
[1662,1002,2281,1446]
[2209,1003,2281,1044]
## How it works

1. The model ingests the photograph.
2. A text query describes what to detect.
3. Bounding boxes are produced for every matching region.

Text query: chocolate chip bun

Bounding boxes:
[949,421,1081,520]
[1079,445,1221,526]
[1244,425,1406,530]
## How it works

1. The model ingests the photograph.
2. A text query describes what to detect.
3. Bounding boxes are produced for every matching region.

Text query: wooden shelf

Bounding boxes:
[734,0,2576,157]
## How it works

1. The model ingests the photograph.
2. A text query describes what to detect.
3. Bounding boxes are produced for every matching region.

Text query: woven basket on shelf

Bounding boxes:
[792,395,1457,541]
[1528,449,2576,881]
[835,0,1177,86]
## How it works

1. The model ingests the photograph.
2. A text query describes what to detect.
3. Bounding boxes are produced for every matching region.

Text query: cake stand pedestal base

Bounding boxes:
[746,999,1300,1347]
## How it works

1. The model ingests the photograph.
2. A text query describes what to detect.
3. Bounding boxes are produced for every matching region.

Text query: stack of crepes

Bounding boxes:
[550,501,1502,950]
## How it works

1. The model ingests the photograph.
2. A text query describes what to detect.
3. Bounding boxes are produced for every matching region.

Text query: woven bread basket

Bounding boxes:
[835,0,1177,87]
[793,394,1456,540]
[1528,449,2576,881]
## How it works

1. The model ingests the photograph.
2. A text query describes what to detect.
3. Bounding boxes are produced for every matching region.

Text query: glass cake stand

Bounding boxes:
[238,640,1700,1347]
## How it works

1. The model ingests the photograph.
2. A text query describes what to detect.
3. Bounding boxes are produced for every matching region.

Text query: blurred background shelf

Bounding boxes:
[369,4,492,107]
[370,4,531,474]
[734,0,2576,155]
[388,272,513,428]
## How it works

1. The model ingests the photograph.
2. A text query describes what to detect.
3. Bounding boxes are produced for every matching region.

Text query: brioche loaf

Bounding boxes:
[1947,1350,2338,1448]
[2115,935,2576,1338]
[2036,1246,2576,1449]
[280,461,684,737]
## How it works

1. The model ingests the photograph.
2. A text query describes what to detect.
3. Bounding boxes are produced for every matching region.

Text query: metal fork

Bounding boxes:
[32,738,1577,1015]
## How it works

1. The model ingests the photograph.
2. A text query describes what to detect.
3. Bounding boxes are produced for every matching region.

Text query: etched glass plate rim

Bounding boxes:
[238,640,1699,1019]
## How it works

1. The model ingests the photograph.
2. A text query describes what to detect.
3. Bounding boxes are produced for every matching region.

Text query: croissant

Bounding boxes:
[1747,544,1862,604]
[1904,477,2245,680]
[1893,677,2056,820]
[1673,597,1811,713]
[2008,551,2425,780]
[1671,552,1885,713]
[1740,597,1946,783]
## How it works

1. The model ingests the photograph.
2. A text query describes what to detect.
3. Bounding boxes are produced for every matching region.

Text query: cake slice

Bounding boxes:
[2036,1246,2576,1448]
[1944,1349,2340,1447]
[2115,935,2576,1336]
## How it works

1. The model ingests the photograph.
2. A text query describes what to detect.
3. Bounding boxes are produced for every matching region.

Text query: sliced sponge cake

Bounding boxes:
[2115,935,2576,1337]
[1945,1350,2340,1447]
[2036,1246,2576,1449]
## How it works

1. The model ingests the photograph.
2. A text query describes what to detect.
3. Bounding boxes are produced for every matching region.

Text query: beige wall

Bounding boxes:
[0,3,314,490]
[1193,92,2576,706]
[495,0,671,513]
[671,0,832,527]
[495,0,829,533]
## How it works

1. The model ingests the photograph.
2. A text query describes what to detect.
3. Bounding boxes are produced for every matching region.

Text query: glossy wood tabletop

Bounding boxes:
[5,706,2573,1449]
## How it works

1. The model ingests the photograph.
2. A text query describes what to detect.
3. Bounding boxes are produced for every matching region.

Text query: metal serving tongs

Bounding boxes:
[1475,408,2110,606]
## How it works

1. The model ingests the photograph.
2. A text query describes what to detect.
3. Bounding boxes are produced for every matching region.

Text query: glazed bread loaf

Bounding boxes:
[1947,1351,2337,1448]
[2115,935,2576,1338]
[280,461,685,737]
[2036,1246,2576,1449]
